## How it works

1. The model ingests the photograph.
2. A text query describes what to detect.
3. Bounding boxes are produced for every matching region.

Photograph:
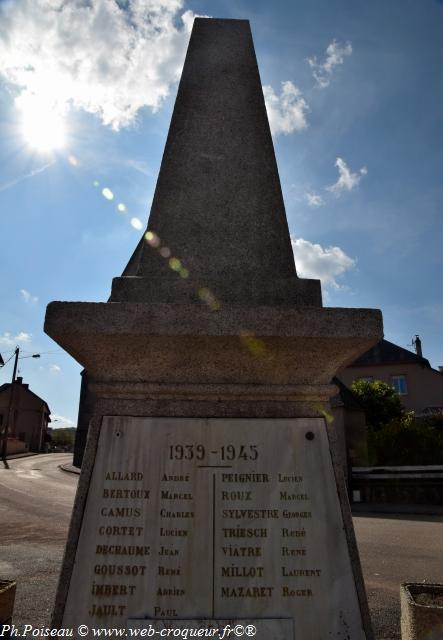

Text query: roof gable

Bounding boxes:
[349,339,431,368]
[0,381,51,413]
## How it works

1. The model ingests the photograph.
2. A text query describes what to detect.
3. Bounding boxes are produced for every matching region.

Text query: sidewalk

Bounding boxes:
[4,451,40,460]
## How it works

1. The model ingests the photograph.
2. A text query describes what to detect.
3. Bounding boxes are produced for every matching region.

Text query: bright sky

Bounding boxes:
[1,0,442,429]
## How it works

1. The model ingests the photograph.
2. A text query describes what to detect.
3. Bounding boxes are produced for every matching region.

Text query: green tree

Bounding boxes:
[51,428,76,449]
[351,379,443,464]
[351,379,405,431]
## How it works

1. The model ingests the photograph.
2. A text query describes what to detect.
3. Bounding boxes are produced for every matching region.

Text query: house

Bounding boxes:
[337,336,443,415]
[0,377,51,454]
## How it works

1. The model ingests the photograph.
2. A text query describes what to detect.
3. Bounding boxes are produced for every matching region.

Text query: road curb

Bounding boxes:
[59,463,81,475]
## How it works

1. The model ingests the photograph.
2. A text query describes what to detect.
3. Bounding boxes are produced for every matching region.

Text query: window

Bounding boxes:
[391,375,407,395]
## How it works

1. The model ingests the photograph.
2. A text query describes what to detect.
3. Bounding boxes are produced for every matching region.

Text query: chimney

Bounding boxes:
[414,335,423,358]
[16,376,23,384]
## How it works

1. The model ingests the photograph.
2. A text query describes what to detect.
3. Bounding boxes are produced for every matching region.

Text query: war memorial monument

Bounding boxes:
[45,17,383,639]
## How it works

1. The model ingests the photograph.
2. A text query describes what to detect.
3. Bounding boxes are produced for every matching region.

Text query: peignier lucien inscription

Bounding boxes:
[80,422,323,622]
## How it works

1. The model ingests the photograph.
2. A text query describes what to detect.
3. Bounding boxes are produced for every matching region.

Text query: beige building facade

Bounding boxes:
[338,339,443,415]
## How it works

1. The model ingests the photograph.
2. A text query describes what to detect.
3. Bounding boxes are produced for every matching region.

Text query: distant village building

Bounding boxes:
[338,337,443,415]
[0,377,51,454]
[331,336,443,476]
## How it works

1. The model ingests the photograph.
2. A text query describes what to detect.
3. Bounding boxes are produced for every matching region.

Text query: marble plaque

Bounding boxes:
[61,417,366,639]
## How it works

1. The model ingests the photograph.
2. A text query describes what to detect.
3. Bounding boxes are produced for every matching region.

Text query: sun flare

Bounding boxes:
[20,96,67,153]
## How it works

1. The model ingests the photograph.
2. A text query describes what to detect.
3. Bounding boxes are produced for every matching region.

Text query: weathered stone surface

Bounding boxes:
[45,302,382,389]
[111,274,322,306]
[111,18,321,307]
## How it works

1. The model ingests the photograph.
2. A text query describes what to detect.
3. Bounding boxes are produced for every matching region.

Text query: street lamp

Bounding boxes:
[1,346,41,468]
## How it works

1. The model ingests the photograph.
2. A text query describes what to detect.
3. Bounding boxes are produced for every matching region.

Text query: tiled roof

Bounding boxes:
[348,339,431,368]
[0,381,50,413]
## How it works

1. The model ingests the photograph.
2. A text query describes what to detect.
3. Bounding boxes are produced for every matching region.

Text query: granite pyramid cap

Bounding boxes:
[111,18,322,307]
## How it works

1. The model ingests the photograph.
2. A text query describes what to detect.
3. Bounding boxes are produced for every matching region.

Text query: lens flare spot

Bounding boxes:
[169,257,181,271]
[198,287,210,301]
[131,217,143,230]
[145,231,160,247]
[240,333,266,357]
[68,155,79,167]
[198,287,220,310]
[93,180,100,187]
[117,203,126,213]
[180,268,189,279]
[160,247,171,258]
[102,188,114,200]
[320,408,334,425]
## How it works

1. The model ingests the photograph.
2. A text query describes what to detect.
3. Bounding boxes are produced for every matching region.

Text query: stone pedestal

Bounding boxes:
[45,17,382,640]
[46,302,381,417]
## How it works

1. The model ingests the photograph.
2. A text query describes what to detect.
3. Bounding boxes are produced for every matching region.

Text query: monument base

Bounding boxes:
[54,416,371,639]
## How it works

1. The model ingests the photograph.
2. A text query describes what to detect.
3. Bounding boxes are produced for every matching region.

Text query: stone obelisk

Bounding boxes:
[46,18,382,639]
[112,18,320,308]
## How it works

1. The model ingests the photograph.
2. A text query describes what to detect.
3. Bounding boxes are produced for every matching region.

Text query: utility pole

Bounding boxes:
[1,346,19,468]
[1,348,41,467]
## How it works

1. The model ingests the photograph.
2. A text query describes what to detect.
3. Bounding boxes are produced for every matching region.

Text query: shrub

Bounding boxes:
[368,413,443,466]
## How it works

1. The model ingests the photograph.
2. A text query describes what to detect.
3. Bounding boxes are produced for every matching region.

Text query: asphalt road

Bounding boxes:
[354,513,443,639]
[0,454,77,625]
[1,454,442,639]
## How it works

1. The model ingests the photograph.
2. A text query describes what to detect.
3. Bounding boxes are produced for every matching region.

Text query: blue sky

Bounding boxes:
[1,0,442,428]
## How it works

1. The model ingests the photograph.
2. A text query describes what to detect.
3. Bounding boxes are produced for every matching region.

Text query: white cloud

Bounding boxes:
[327,157,367,195]
[20,289,38,303]
[291,237,356,289]
[0,332,32,347]
[305,192,325,207]
[307,40,352,89]
[0,0,195,131]
[51,414,75,428]
[50,364,61,373]
[263,81,309,136]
